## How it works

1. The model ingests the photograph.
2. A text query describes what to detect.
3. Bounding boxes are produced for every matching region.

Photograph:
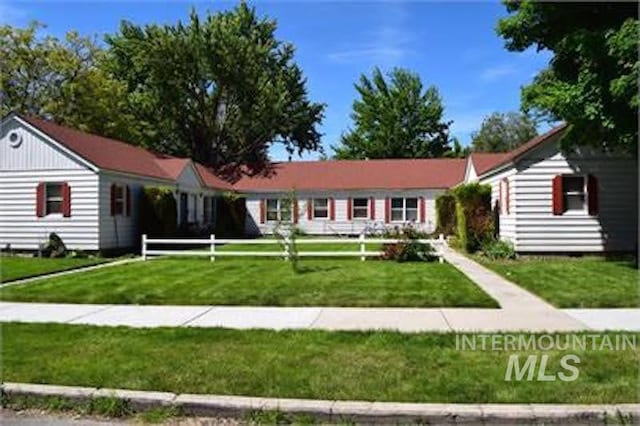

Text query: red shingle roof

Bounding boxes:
[472,124,568,177]
[19,115,230,190]
[233,158,467,191]
[469,153,510,176]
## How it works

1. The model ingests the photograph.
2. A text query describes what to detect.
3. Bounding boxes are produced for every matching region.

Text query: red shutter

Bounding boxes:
[36,183,45,217]
[505,179,510,215]
[369,197,375,220]
[346,198,352,220]
[259,199,265,223]
[62,182,71,217]
[110,184,116,216]
[552,175,563,215]
[419,197,425,223]
[125,185,131,216]
[307,199,312,220]
[384,197,390,223]
[293,199,299,224]
[329,198,335,221]
[587,175,598,216]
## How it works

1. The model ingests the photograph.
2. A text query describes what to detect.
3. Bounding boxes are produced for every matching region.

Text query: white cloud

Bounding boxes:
[479,64,516,82]
[327,47,408,63]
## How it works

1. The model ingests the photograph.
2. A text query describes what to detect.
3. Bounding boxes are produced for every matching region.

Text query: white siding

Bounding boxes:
[0,120,100,250]
[475,169,517,245]
[98,172,175,249]
[478,140,638,253]
[245,190,442,236]
[512,143,637,252]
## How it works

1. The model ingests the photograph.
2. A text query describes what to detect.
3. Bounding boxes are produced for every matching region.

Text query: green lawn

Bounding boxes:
[478,256,639,308]
[1,256,106,283]
[0,256,497,307]
[3,323,638,403]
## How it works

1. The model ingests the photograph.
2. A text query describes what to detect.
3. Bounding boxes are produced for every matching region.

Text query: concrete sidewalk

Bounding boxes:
[2,301,638,332]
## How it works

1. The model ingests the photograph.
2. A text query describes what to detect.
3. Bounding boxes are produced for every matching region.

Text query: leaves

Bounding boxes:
[334,67,453,159]
[471,111,538,153]
[497,1,638,153]
[105,4,324,178]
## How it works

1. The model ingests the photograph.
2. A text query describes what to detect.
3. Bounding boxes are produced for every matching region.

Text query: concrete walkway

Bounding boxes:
[441,248,556,311]
[3,301,638,332]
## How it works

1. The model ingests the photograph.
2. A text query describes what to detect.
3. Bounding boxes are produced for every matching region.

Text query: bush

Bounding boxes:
[435,193,457,236]
[381,225,437,262]
[41,233,67,258]
[453,183,494,253]
[482,239,516,260]
[139,187,177,237]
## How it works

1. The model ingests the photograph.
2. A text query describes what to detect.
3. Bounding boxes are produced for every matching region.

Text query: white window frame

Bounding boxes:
[312,198,329,220]
[390,197,418,222]
[265,198,292,222]
[562,174,588,214]
[352,198,369,220]
[45,182,64,216]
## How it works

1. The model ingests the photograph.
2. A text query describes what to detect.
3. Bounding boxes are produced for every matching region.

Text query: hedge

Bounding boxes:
[138,186,177,238]
[435,193,457,236]
[452,183,493,253]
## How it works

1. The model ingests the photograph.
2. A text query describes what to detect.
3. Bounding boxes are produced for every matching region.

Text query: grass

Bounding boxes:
[3,323,638,404]
[476,256,639,308]
[0,256,497,308]
[0,256,106,283]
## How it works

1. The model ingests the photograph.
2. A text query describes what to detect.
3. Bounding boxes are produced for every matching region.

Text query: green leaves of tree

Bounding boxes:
[497,1,638,153]
[334,67,452,159]
[471,112,537,153]
[105,4,324,177]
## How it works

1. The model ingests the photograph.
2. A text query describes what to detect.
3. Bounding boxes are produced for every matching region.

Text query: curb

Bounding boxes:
[2,383,638,424]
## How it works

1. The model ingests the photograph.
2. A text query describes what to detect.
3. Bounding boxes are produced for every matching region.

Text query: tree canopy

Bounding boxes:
[471,111,538,153]
[104,4,324,177]
[0,22,138,141]
[1,4,324,179]
[333,67,452,159]
[497,1,638,153]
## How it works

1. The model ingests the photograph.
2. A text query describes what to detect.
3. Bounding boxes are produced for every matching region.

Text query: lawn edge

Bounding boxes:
[3,382,638,424]
[0,257,139,287]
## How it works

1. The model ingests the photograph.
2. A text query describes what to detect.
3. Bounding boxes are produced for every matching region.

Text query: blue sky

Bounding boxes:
[1,0,552,160]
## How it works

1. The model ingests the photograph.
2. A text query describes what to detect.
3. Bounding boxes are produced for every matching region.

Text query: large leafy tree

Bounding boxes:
[0,22,138,141]
[498,1,638,153]
[105,3,324,177]
[471,111,538,152]
[334,67,452,159]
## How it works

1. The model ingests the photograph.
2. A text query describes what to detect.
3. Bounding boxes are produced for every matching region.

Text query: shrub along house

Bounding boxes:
[0,113,231,251]
[463,125,638,253]
[233,159,467,236]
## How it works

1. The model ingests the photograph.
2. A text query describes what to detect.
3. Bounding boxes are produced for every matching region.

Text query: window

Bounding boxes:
[45,183,63,214]
[313,198,328,219]
[352,198,368,219]
[266,199,292,222]
[391,197,418,222]
[563,175,586,212]
[113,185,124,215]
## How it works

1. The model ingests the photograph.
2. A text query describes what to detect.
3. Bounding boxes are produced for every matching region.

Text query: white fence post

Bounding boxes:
[438,233,445,263]
[284,236,290,261]
[141,234,147,261]
[360,233,365,261]
[210,234,215,262]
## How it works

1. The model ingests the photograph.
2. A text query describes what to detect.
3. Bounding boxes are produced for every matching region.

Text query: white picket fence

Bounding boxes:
[141,234,446,262]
